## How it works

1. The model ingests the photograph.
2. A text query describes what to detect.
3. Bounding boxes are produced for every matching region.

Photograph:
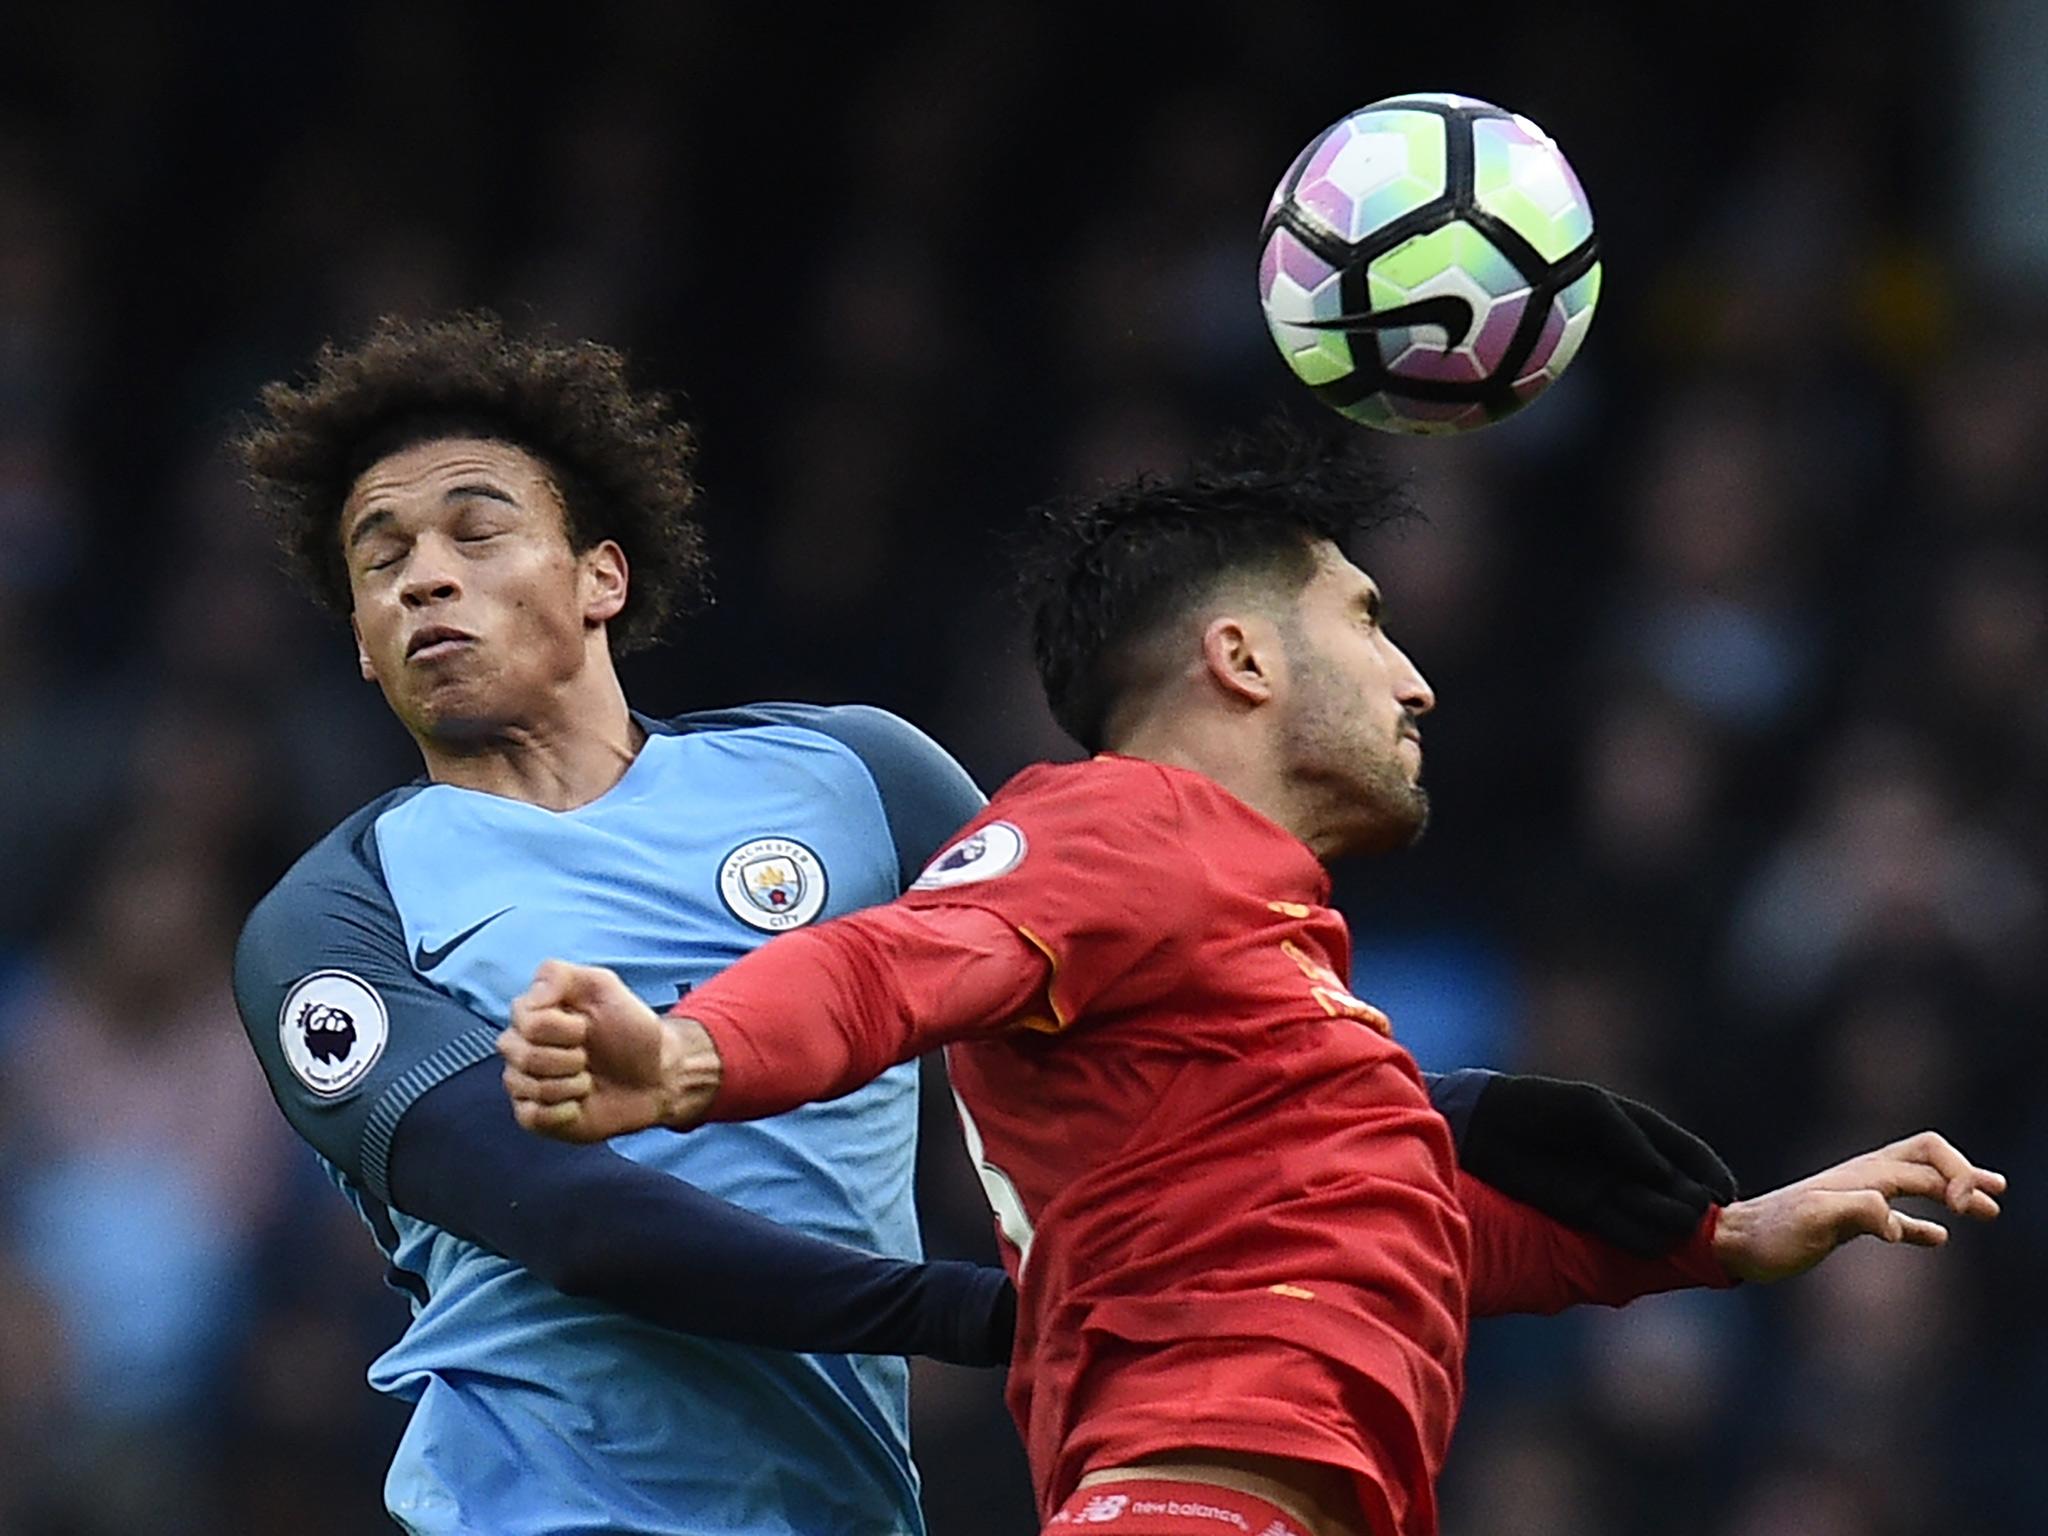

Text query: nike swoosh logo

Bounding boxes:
[413,907,514,972]
[1281,294,1476,347]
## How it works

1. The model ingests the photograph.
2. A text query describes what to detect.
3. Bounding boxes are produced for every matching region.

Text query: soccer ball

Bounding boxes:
[1258,92,1600,434]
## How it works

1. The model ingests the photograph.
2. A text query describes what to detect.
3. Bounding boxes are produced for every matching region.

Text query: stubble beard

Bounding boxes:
[1281,647,1430,858]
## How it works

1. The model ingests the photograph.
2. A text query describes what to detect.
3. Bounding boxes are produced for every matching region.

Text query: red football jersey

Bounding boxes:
[690,752,1730,1536]
[902,755,1465,1536]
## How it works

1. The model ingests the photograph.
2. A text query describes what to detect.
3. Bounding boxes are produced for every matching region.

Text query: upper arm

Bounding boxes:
[233,849,504,1203]
[897,763,1195,1026]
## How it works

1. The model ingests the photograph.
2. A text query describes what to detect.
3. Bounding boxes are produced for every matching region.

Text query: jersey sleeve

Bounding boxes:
[1458,1170,1735,1316]
[232,821,503,1204]
[690,902,1053,1121]
[894,761,1197,1027]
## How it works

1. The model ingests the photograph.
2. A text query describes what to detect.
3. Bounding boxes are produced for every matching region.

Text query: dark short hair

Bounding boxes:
[233,311,708,653]
[1017,416,1413,751]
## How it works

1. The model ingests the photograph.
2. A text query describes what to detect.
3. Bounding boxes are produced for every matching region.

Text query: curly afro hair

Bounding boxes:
[1016,414,1415,752]
[234,311,707,653]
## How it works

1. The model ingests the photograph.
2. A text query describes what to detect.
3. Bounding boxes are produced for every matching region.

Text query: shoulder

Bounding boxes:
[988,755,1184,830]
[658,702,985,884]
[232,785,500,1197]
[911,756,1183,893]
[656,702,967,780]
[236,786,421,963]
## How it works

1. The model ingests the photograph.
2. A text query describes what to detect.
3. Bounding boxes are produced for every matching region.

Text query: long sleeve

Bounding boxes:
[1459,1168,1735,1317]
[388,1057,1015,1364]
[686,901,1052,1123]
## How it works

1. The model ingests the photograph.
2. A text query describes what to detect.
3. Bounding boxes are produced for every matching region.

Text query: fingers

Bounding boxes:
[1813,1186,1951,1250]
[1886,1130,2007,1218]
[1809,1132,2007,1221]
[510,1096,587,1136]
[501,1063,593,1106]
[1956,1188,2002,1222]
[497,1035,588,1080]
[518,959,627,1014]
[1889,1211,1950,1248]
[521,958,577,1010]
[510,992,589,1046]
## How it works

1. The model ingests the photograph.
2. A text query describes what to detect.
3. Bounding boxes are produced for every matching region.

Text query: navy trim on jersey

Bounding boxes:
[359,1025,502,1199]
[385,1056,1013,1362]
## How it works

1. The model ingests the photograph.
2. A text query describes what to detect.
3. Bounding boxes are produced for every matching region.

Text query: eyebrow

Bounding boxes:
[447,482,518,507]
[345,482,519,552]
[346,507,395,552]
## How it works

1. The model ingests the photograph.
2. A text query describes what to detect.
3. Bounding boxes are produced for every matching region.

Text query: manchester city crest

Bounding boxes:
[718,837,829,932]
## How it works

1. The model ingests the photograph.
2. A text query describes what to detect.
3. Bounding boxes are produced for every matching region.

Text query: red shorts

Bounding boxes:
[1044,1479,1315,1536]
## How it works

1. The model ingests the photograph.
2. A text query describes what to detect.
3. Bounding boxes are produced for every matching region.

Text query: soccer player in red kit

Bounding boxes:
[499,424,2006,1536]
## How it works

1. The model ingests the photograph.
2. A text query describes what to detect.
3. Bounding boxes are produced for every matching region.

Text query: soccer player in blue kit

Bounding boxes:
[229,314,1742,1536]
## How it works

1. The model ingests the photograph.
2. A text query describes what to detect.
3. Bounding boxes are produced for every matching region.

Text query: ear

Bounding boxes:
[1199,614,1282,708]
[350,614,376,682]
[582,539,630,628]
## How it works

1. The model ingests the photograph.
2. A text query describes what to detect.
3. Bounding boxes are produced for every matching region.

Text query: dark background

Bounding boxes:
[1,5,2044,1533]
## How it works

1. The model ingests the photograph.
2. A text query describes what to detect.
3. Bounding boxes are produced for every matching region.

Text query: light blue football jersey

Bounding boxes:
[233,705,987,1536]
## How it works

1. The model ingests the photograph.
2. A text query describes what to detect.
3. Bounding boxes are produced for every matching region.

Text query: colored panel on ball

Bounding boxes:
[1366,221,1531,383]
[1512,262,1601,398]
[1292,110,1445,243]
[1272,319,1355,386]
[1371,220,1524,299]
[1347,393,1489,434]
[1471,115,1593,264]
[1259,225,1343,317]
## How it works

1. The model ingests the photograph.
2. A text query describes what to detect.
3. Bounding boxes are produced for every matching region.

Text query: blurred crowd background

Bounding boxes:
[2,4,2044,1534]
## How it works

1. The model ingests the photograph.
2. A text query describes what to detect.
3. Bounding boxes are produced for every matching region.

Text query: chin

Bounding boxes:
[1348,786,1429,857]
[1400,791,1431,846]
[399,682,498,742]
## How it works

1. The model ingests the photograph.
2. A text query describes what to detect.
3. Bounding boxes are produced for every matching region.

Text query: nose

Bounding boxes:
[400,533,462,608]
[1392,641,1435,719]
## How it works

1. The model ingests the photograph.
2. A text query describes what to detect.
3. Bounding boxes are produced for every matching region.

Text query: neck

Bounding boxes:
[415,667,643,811]
[1113,712,1347,863]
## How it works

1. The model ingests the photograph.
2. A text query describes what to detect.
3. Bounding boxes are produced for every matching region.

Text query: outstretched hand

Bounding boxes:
[1711,1131,2005,1284]
[499,960,712,1142]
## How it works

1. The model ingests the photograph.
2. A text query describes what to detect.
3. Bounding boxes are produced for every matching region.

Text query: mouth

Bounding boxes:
[406,626,476,662]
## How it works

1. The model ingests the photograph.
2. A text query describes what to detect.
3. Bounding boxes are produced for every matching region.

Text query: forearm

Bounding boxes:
[390,1059,1013,1363]
[687,901,1049,1122]
[1459,1169,1734,1316]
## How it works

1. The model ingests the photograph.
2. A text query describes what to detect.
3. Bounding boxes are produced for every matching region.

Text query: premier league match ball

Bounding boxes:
[1258,92,1601,434]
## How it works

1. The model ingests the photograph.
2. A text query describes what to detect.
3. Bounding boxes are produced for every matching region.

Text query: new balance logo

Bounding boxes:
[1058,1494,1129,1525]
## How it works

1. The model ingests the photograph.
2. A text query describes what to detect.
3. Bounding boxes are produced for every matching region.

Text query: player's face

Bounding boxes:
[1279,542,1436,854]
[341,437,626,741]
